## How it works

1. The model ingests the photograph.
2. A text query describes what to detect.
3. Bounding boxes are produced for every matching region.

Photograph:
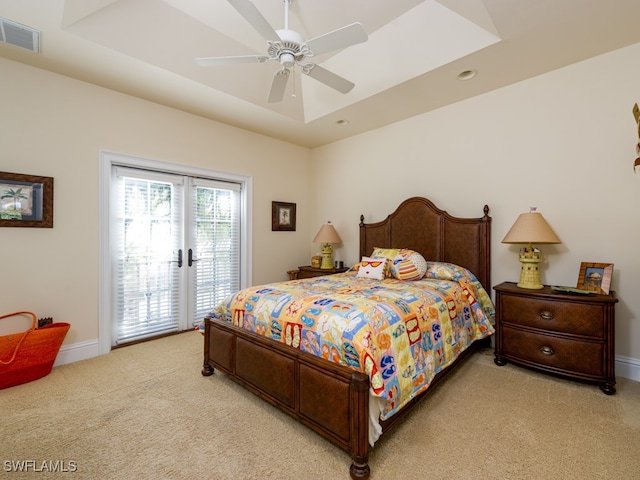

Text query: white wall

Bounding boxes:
[0,58,313,350]
[311,43,640,374]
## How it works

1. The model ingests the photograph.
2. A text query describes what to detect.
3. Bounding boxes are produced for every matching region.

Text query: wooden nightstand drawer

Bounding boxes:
[500,295,604,338]
[501,325,604,377]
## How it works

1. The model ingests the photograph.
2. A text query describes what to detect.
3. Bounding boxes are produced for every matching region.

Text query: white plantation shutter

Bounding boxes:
[113,167,184,344]
[189,177,241,326]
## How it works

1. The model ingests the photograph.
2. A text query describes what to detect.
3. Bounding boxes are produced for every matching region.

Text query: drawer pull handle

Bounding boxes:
[539,310,554,320]
[540,346,554,356]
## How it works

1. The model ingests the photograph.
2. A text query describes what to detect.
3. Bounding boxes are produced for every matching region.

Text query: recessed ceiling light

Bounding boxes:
[336,119,350,126]
[457,69,477,81]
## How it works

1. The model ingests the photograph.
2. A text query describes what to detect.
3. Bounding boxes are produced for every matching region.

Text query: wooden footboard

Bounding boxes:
[202,314,488,479]
[201,314,373,479]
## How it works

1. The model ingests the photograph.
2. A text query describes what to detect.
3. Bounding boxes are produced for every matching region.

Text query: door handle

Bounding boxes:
[188,248,199,267]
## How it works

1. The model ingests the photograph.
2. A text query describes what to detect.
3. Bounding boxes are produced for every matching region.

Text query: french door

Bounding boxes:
[111,166,241,345]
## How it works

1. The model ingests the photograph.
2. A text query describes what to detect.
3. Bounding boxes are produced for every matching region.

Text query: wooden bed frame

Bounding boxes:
[202,197,491,479]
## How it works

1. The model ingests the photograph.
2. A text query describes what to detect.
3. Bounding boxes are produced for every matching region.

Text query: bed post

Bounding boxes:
[349,371,371,480]
[359,214,366,259]
[481,204,491,290]
[201,315,214,377]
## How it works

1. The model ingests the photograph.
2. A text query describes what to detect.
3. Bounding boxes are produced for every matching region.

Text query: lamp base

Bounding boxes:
[320,244,333,269]
[517,254,544,289]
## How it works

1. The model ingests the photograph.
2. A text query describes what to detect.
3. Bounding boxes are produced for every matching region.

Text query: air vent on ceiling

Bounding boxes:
[0,17,40,53]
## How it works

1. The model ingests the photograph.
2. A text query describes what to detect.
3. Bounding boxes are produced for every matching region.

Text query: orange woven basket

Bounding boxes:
[0,311,70,389]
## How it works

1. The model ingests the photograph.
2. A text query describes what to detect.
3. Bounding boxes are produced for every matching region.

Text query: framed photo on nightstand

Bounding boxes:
[576,262,613,295]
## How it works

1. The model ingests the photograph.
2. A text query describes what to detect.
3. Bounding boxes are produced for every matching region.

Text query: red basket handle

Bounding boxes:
[0,311,37,365]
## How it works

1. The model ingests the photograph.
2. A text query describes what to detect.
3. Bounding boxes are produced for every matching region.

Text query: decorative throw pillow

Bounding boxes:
[389,249,428,281]
[423,261,461,281]
[371,247,400,260]
[371,247,400,277]
[356,257,387,280]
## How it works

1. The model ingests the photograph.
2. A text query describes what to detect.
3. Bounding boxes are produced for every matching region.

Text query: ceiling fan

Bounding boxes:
[195,0,368,103]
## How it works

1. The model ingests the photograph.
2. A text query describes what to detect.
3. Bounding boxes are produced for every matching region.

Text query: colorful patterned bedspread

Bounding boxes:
[209,262,495,420]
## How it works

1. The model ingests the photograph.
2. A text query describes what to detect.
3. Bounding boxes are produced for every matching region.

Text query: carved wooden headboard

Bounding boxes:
[359,197,491,289]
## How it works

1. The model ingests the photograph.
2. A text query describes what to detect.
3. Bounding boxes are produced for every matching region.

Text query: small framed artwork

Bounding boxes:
[0,171,54,228]
[272,201,296,231]
[576,262,613,295]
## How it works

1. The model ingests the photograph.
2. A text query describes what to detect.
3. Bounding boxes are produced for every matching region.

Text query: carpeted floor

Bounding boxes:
[1,331,639,479]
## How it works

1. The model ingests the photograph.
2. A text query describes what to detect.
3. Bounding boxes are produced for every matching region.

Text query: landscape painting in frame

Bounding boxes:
[0,171,54,228]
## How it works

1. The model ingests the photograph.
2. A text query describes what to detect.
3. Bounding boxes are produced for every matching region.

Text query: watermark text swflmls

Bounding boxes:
[4,460,78,473]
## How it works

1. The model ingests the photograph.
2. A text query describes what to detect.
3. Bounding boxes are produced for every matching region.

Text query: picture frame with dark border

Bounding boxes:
[576,262,613,295]
[272,201,296,231]
[0,171,54,228]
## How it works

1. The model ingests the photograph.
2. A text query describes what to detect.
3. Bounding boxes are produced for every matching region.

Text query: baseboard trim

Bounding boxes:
[615,354,640,382]
[53,339,102,367]
[51,339,640,383]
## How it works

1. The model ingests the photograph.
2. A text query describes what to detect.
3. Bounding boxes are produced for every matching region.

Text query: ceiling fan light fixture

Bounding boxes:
[280,52,295,68]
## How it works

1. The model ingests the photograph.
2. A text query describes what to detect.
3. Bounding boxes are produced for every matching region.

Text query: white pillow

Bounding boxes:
[356,256,387,280]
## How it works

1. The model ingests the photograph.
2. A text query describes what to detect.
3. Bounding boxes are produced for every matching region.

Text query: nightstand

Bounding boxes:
[493,281,618,394]
[297,265,349,279]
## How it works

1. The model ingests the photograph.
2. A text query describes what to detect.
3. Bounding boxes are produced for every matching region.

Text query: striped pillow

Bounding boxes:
[389,249,427,281]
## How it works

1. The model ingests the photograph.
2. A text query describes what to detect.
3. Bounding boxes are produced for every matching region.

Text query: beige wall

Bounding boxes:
[1,58,312,348]
[3,40,640,376]
[311,42,640,371]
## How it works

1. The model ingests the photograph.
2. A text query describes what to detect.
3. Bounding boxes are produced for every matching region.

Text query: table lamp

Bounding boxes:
[313,221,342,269]
[501,208,561,289]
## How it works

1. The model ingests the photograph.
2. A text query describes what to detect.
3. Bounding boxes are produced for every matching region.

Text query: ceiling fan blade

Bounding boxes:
[195,55,269,66]
[305,22,368,57]
[228,0,280,43]
[267,69,290,103]
[304,64,354,94]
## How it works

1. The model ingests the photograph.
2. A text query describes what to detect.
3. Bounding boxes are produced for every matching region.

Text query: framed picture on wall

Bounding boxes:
[576,262,613,295]
[0,171,54,228]
[272,201,296,231]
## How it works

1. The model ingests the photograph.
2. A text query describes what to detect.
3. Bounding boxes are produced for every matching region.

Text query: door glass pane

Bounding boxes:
[190,180,240,326]
[114,170,183,344]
